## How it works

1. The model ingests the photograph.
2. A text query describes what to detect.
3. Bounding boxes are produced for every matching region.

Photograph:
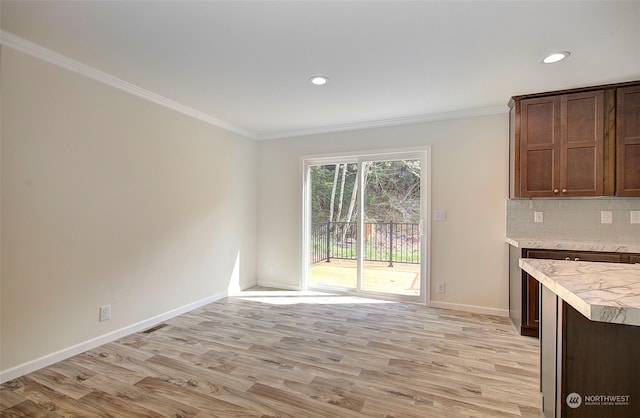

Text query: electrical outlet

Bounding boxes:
[534,211,543,223]
[601,211,613,224]
[433,210,446,222]
[437,283,445,294]
[631,211,640,224]
[99,305,111,322]
[268,266,276,275]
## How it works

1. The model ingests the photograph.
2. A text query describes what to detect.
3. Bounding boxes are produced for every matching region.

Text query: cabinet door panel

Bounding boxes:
[526,100,557,145]
[565,94,600,144]
[526,275,539,328]
[526,149,555,192]
[622,143,640,190]
[521,97,560,197]
[561,91,604,196]
[616,86,640,196]
[566,146,597,191]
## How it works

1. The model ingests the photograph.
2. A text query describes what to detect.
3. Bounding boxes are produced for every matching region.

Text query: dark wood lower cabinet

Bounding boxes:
[509,248,639,338]
[540,284,640,418]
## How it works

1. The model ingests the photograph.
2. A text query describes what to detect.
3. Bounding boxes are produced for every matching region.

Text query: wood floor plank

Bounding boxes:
[0,399,64,418]
[12,379,105,418]
[79,373,201,417]
[145,354,255,393]
[248,382,364,418]
[64,354,145,386]
[28,365,96,400]
[134,377,263,418]
[77,390,165,418]
[1,290,542,417]
[0,383,27,411]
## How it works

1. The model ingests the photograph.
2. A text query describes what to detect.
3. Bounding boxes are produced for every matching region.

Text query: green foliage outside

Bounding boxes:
[310,160,422,264]
[310,160,421,224]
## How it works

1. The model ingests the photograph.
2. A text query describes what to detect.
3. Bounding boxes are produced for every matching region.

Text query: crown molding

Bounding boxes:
[256,105,508,140]
[1,30,508,142]
[0,30,258,139]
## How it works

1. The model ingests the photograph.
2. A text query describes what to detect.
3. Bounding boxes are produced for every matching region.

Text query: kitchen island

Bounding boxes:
[519,259,640,418]
[506,238,640,337]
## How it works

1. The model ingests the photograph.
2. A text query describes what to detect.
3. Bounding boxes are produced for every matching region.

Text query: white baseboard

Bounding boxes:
[0,291,227,384]
[256,280,302,291]
[429,300,509,317]
[240,280,258,290]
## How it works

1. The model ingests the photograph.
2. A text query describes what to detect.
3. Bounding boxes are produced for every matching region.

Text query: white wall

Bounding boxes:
[0,47,258,376]
[256,115,509,314]
[0,42,510,381]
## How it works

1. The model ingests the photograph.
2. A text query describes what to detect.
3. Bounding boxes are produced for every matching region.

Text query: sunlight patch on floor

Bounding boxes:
[232,290,397,305]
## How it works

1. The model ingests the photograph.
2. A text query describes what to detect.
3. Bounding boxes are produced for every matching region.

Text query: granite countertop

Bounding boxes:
[506,237,640,253]
[519,258,640,326]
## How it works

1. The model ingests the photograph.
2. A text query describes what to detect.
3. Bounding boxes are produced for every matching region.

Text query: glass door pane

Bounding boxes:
[361,159,421,296]
[308,162,358,289]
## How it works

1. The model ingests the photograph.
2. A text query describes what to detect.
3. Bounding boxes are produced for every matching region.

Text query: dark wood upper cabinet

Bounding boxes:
[520,96,560,196]
[616,85,640,196]
[518,91,606,197]
[561,91,605,196]
[510,81,640,197]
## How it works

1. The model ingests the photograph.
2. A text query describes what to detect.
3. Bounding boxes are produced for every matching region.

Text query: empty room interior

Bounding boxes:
[1,1,640,417]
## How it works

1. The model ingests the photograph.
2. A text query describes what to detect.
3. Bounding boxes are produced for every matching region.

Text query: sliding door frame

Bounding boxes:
[302,147,431,305]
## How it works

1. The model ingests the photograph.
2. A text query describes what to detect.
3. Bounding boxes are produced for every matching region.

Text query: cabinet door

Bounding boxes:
[630,255,640,264]
[525,275,539,329]
[520,96,561,197]
[560,91,604,196]
[616,86,640,196]
[519,91,605,197]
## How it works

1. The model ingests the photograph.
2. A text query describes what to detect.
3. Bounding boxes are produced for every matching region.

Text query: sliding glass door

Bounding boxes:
[361,159,422,296]
[308,161,359,290]
[305,151,428,302]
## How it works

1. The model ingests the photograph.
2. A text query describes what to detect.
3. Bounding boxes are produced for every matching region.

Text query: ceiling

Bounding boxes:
[2,1,639,140]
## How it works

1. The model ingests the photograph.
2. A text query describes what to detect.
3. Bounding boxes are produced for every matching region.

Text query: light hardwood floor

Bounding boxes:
[1,291,541,417]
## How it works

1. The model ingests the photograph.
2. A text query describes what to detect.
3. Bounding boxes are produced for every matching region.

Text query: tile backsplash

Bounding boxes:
[507,198,640,243]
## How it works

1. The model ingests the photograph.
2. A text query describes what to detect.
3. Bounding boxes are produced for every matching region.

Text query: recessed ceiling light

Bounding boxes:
[309,75,328,85]
[541,51,571,64]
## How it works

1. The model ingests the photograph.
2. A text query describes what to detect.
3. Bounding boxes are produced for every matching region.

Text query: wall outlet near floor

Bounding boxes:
[436,282,445,294]
[268,266,276,276]
[433,210,446,222]
[534,211,543,223]
[99,305,111,322]
[631,211,640,224]
[601,211,613,224]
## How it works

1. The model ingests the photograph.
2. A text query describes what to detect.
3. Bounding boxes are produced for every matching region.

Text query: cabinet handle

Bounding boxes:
[553,189,559,194]
[565,257,571,261]
[575,257,580,261]
[562,188,568,193]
